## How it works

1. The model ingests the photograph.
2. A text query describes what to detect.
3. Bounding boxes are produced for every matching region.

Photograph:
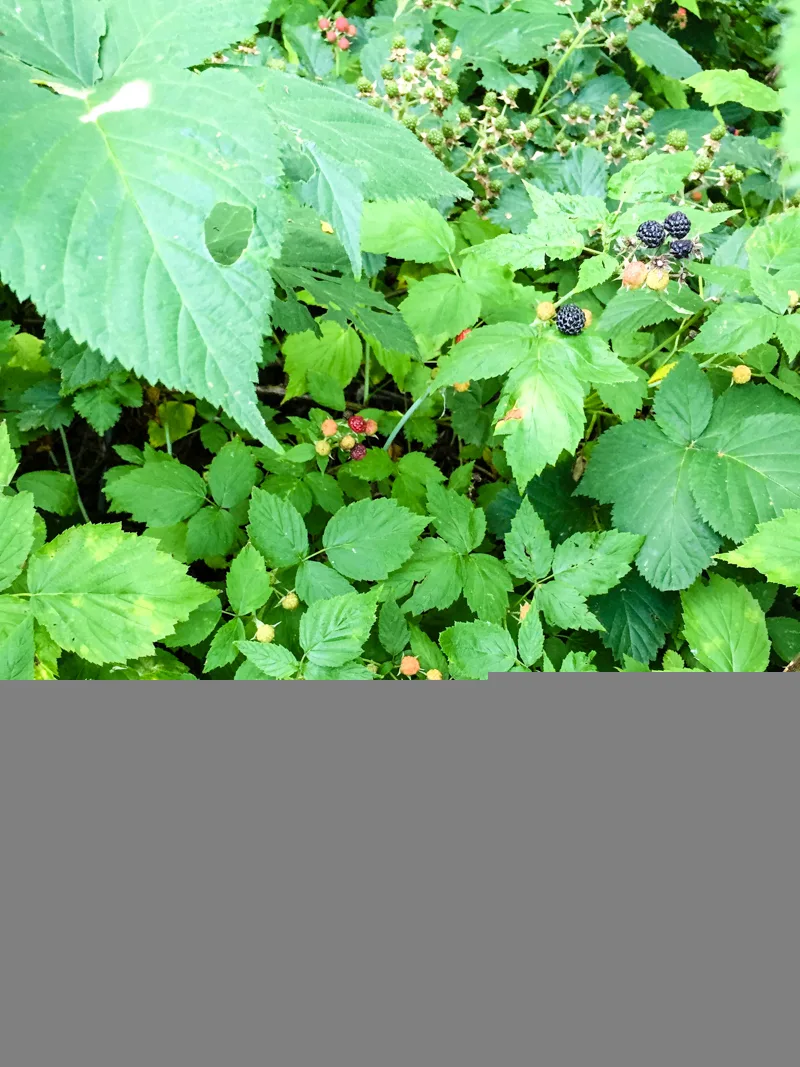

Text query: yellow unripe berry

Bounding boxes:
[255,623,275,644]
[399,655,421,677]
[453,381,471,393]
[537,300,556,321]
[425,669,443,680]
[732,364,752,384]
[339,434,356,451]
[789,289,799,309]
[581,308,592,328]
[280,592,300,611]
[321,418,339,437]
[646,268,670,292]
[314,439,332,456]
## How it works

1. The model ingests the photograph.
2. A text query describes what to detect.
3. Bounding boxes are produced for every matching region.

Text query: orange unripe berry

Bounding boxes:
[347,24,357,36]
[255,624,275,644]
[426,669,443,680]
[646,268,670,291]
[519,602,531,622]
[690,189,703,201]
[321,418,339,437]
[537,300,556,321]
[399,655,421,677]
[454,327,472,343]
[453,381,471,393]
[364,418,379,436]
[622,259,648,289]
[280,592,300,611]
[339,434,356,451]
[732,364,752,384]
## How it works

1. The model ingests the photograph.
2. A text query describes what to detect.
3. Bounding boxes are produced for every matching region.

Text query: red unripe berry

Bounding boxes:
[335,16,349,30]
[347,24,357,36]
[318,16,331,29]
[337,36,351,49]
[350,443,367,461]
[454,328,471,343]
[325,30,337,42]
[348,414,367,433]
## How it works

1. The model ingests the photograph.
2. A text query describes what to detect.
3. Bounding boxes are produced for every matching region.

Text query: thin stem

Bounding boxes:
[633,313,702,368]
[531,22,591,119]
[383,380,440,452]
[58,425,90,524]
[363,342,371,405]
[164,418,173,456]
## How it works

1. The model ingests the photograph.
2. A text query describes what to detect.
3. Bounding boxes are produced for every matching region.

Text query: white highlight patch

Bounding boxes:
[80,80,151,124]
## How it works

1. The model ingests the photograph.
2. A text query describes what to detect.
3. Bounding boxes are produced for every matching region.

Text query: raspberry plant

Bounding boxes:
[2,0,800,679]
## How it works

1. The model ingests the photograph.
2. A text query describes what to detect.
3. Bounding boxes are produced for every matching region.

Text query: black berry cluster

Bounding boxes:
[664,211,691,239]
[636,220,666,248]
[670,239,694,259]
[555,304,586,336]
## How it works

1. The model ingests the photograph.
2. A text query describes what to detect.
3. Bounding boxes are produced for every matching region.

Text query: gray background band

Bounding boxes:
[1,678,797,1067]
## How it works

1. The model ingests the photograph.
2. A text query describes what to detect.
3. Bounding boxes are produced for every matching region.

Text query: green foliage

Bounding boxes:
[2,0,799,678]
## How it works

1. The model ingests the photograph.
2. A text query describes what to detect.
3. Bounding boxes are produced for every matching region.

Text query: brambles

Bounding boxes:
[1,0,797,680]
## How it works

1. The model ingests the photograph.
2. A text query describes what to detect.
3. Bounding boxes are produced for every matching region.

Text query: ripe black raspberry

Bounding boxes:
[663,211,691,239]
[350,443,367,461]
[555,304,586,336]
[670,239,694,259]
[636,220,666,248]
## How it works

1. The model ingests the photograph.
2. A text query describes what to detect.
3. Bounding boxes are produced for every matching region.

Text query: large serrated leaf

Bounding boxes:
[0,0,105,88]
[0,60,284,446]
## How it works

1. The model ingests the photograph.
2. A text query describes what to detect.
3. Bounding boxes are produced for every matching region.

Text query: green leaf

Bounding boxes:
[574,252,619,295]
[295,560,355,604]
[608,151,696,201]
[323,498,428,581]
[226,544,273,615]
[767,617,800,663]
[249,70,468,204]
[15,471,78,516]
[401,274,481,344]
[628,22,701,79]
[717,510,800,587]
[681,575,770,672]
[690,410,800,542]
[0,0,104,87]
[282,322,362,402]
[559,651,597,672]
[105,456,207,525]
[207,439,258,509]
[684,69,781,112]
[28,523,213,664]
[248,488,309,569]
[300,591,377,667]
[597,287,697,336]
[536,582,604,632]
[204,617,245,673]
[462,553,512,623]
[578,421,720,591]
[652,357,712,444]
[427,482,485,554]
[687,304,779,356]
[517,606,544,667]
[0,62,283,447]
[550,530,644,597]
[440,620,517,679]
[596,368,649,422]
[589,573,675,664]
[236,640,299,679]
[379,600,410,657]
[162,595,221,649]
[437,322,529,384]
[402,539,463,615]
[0,421,18,488]
[409,623,447,676]
[362,200,455,263]
[0,612,34,680]
[504,497,554,582]
[0,492,35,592]
[343,447,395,482]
